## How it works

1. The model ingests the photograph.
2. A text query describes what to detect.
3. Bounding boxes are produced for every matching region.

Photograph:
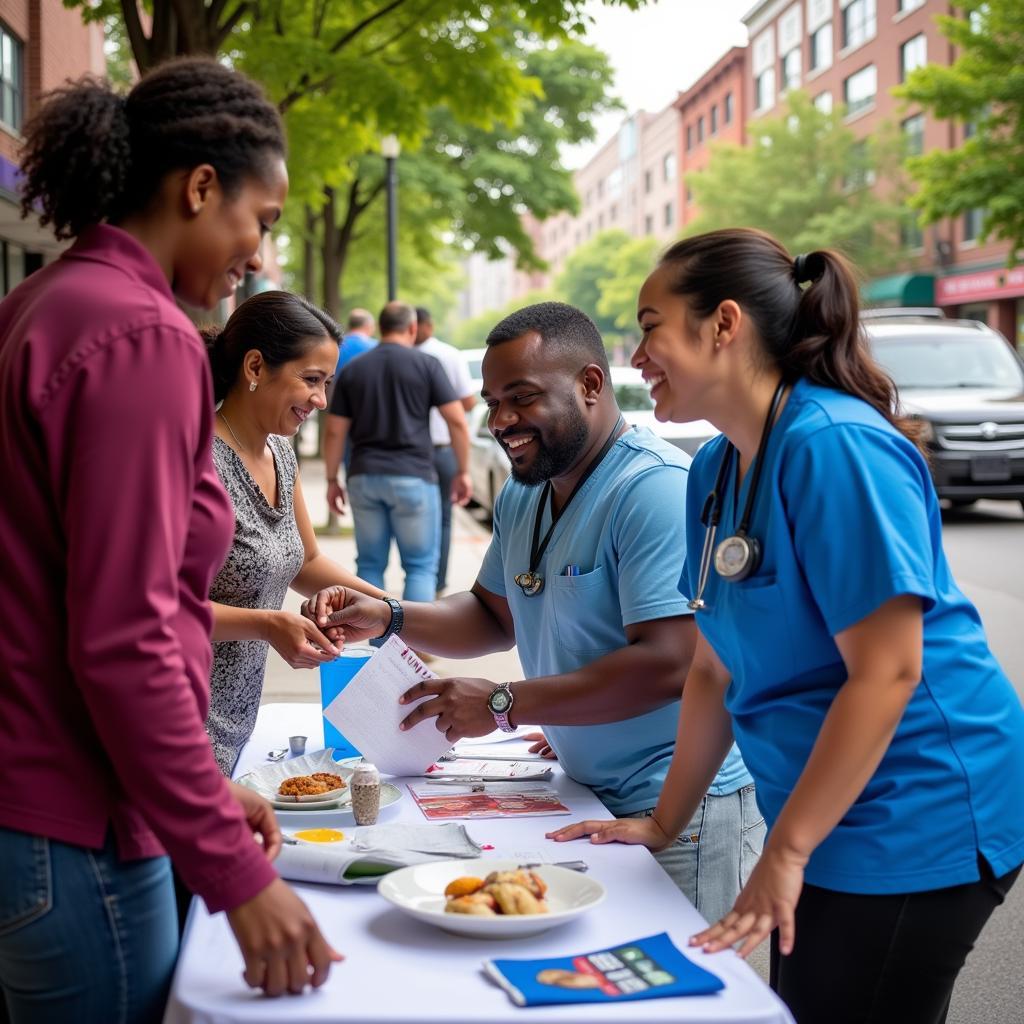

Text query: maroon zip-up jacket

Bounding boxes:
[0,225,276,913]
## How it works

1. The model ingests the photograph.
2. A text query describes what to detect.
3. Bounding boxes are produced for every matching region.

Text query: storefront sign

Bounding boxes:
[936,266,1024,305]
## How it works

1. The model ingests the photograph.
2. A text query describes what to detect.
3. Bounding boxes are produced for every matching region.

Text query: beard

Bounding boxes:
[507,395,589,487]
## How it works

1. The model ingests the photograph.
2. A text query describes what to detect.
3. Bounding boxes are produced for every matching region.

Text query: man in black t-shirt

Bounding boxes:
[324,301,472,601]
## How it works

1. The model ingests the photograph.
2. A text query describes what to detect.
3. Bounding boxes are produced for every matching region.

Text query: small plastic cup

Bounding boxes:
[288,735,307,756]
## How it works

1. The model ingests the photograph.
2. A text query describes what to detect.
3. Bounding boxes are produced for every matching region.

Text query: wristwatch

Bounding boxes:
[487,682,516,733]
[379,597,404,642]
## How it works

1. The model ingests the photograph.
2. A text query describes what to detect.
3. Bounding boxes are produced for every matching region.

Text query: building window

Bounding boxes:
[810,22,833,72]
[814,91,833,114]
[843,0,876,50]
[686,125,693,151]
[597,179,604,199]
[724,92,734,124]
[664,201,674,228]
[755,68,777,112]
[0,26,23,132]
[898,0,924,11]
[902,113,925,156]
[697,116,705,143]
[710,105,718,135]
[844,64,877,116]
[900,33,927,82]
[781,47,802,92]
[900,215,924,250]
[644,214,654,235]
[644,169,653,194]
[663,152,677,182]
[686,185,693,204]
[963,208,984,243]
[598,213,604,229]
[610,203,618,221]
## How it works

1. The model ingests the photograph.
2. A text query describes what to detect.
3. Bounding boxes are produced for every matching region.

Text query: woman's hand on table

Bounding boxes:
[229,781,282,861]
[545,814,674,851]
[227,878,343,996]
[262,610,339,668]
[690,842,808,959]
[523,731,557,759]
[301,586,389,646]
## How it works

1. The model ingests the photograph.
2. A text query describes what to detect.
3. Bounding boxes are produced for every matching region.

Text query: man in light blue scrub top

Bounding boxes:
[314,303,764,925]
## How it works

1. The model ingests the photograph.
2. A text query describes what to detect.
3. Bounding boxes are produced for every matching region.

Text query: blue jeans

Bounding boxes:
[627,783,765,926]
[348,474,441,602]
[0,827,177,1024]
[433,445,458,592]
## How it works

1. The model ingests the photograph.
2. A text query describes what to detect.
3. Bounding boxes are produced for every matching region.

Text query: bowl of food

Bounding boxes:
[377,858,605,938]
[276,772,348,804]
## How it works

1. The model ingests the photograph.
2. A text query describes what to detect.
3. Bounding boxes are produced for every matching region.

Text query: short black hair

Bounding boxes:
[415,306,432,325]
[485,301,609,374]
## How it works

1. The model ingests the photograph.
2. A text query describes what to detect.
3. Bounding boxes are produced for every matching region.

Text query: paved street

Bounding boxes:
[264,463,1024,1021]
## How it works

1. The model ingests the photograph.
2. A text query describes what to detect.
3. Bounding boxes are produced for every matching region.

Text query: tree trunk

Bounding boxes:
[303,205,317,301]
[321,187,341,319]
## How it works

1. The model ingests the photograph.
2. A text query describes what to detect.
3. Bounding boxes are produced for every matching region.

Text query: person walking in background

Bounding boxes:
[335,307,377,374]
[552,229,1024,1024]
[202,291,385,776]
[324,302,472,601]
[0,59,339,1021]
[415,306,477,594]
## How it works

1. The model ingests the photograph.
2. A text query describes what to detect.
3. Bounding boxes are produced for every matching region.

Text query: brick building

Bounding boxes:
[676,46,748,228]
[0,1,104,294]
[742,0,1022,345]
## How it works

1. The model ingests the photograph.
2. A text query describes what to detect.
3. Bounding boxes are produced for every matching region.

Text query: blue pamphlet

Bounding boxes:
[484,931,725,1007]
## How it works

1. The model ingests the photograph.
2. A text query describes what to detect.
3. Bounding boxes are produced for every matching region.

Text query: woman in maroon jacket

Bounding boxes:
[0,59,339,1021]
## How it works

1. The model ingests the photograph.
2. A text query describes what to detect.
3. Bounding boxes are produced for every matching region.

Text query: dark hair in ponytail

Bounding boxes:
[19,57,285,240]
[658,228,924,449]
[202,292,341,403]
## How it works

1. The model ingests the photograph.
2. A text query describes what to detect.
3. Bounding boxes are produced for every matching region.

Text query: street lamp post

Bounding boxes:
[381,134,401,301]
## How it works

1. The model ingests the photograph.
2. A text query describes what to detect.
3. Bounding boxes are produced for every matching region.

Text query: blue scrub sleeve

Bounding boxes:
[611,464,694,627]
[476,487,508,597]
[779,423,937,636]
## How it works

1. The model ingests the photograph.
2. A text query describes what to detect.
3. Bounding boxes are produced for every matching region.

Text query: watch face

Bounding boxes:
[488,689,512,713]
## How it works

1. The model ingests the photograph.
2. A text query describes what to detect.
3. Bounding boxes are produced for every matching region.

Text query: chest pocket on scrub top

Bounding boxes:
[716,573,796,692]
[547,565,616,656]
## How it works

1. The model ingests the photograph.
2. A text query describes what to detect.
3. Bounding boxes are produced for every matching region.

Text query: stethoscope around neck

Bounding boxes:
[688,379,788,611]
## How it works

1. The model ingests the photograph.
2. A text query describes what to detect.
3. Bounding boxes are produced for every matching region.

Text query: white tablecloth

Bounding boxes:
[164,704,793,1024]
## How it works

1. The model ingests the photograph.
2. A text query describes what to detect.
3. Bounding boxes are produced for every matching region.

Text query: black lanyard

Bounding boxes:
[514,417,625,596]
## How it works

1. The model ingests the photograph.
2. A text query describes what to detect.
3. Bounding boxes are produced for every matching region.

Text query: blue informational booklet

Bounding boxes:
[484,931,725,1007]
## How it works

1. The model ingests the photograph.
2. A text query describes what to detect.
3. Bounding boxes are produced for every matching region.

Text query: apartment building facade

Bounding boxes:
[676,46,748,228]
[0,1,104,294]
[743,0,1023,344]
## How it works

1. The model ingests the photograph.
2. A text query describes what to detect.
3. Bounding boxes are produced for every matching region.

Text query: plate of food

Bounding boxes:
[377,858,606,938]
[235,750,401,815]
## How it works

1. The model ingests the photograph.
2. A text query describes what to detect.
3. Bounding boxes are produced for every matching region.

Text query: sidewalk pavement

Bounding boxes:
[261,457,522,705]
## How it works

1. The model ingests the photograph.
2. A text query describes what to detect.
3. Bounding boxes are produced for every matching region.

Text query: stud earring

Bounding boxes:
[249,381,257,392]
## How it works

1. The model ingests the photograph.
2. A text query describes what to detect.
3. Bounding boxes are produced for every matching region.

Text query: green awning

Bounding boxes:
[862,273,934,307]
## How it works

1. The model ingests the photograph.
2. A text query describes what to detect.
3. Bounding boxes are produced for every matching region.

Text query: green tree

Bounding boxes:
[897,0,1024,261]
[555,230,632,337]
[687,91,909,274]
[596,235,659,333]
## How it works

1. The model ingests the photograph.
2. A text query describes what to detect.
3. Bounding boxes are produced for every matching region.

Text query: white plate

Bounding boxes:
[236,751,401,815]
[377,858,606,939]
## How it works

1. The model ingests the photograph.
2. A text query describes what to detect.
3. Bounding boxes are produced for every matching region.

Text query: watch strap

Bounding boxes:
[488,682,516,733]
[380,597,404,642]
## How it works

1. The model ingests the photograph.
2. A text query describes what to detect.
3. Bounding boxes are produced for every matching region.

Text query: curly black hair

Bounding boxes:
[19,57,286,240]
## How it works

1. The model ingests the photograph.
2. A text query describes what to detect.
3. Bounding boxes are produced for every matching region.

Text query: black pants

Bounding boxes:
[433,444,457,592]
[770,858,1020,1024]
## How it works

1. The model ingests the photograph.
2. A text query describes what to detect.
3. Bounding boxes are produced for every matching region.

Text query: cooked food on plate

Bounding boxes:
[311,772,346,789]
[278,775,329,797]
[443,869,549,917]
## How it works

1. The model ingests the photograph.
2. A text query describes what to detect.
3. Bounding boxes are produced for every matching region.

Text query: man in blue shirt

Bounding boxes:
[311,302,763,923]
[336,308,377,374]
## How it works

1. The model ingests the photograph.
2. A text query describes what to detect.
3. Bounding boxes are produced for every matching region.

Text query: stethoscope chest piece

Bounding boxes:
[713,533,761,581]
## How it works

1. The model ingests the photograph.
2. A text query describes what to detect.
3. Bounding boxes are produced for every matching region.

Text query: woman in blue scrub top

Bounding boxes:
[550,228,1024,1023]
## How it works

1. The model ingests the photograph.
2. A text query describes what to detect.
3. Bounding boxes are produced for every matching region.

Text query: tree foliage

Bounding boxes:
[897,0,1024,262]
[555,229,632,337]
[687,91,910,275]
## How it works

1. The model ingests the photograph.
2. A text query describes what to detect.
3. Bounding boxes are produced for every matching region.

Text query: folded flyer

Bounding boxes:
[423,758,553,782]
[485,932,725,1007]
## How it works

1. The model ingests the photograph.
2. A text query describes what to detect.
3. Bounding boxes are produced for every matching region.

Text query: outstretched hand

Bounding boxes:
[300,586,390,646]
[689,844,807,959]
[545,814,673,852]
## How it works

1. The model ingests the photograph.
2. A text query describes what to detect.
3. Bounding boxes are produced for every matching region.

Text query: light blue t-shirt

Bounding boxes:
[335,332,377,375]
[683,378,1024,894]
[477,426,752,815]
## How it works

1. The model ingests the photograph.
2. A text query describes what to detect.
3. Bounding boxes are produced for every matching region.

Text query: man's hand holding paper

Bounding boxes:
[399,676,500,741]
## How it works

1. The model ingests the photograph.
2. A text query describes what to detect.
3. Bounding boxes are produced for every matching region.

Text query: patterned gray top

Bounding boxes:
[206,434,304,774]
